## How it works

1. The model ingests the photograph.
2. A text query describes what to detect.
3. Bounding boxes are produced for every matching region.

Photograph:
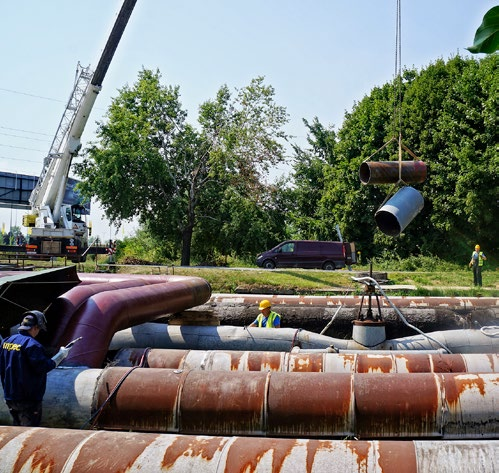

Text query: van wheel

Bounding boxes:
[322,261,335,271]
[262,259,276,269]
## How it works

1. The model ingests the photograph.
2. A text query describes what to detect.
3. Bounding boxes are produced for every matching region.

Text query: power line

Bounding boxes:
[0,87,65,104]
[0,126,52,137]
[0,155,41,164]
[0,132,51,143]
[0,143,45,152]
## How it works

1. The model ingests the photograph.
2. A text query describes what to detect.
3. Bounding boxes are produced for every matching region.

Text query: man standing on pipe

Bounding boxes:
[469,244,487,287]
[0,311,69,426]
[249,300,281,328]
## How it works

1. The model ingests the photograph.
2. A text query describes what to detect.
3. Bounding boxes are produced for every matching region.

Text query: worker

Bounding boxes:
[469,244,487,287]
[0,311,70,426]
[249,300,281,328]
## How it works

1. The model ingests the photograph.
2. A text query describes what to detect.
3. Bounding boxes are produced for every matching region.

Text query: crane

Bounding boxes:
[22,0,137,261]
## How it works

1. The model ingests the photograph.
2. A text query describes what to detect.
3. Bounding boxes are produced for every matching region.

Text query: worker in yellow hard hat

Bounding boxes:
[249,299,281,328]
[469,244,487,287]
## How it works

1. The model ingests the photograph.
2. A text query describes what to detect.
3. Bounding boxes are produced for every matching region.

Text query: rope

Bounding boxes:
[291,328,302,350]
[80,348,151,429]
[480,326,499,337]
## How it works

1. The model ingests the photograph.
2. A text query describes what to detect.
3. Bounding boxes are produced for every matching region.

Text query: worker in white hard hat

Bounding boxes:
[469,244,487,287]
[249,299,281,328]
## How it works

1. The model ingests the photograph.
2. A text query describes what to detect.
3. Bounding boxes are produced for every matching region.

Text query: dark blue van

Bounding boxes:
[256,240,356,270]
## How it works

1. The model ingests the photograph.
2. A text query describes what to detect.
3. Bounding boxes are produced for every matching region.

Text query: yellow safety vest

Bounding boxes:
[473,251,485,267]
[257,311,280,328]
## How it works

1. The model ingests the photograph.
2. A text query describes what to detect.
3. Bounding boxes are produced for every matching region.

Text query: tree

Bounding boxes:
[75,70,289,265]
[192,78,290,261]
[288,118,338,239]
[291,55,498,261]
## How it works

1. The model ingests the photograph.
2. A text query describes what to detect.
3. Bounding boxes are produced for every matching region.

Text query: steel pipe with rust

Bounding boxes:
[113,348,499,374]
[1,427,497,472]
[1,368,497,438]
[359,160,427,184]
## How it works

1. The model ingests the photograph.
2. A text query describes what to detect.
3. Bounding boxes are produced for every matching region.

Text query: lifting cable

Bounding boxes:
[363,0,420,197]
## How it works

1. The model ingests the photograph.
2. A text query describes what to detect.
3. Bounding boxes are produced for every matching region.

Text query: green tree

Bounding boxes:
[288,118,337,239]
[75,70,289,265]
[189,77,290,261]
[292,55,498,262]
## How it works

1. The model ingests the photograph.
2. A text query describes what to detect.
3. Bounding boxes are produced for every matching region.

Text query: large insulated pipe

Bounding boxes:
[1,368,497,438]
[45,278,161,346]
[60,276,211,367]
[375,186,424,236]
[359,160,427,185]
[77,273,179,285]
[110,325,499,354]
[110,325,336,352]
[1,427,497,473]
[113,348,499,374]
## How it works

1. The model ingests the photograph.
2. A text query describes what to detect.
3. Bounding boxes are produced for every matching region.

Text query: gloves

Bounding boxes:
[51,346,71,367]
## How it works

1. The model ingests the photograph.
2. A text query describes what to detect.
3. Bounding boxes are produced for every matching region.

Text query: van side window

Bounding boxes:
[280,243,295,253]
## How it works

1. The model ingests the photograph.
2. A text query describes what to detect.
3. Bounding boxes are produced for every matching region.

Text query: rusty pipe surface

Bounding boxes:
[113,348,499,374]
[208,293,499,309]
[359,160,427,185]
[1,427,498,473]
[110,324,499,354]
[60,276,211,367]
[93,370,499,438]
[3,368,495,438]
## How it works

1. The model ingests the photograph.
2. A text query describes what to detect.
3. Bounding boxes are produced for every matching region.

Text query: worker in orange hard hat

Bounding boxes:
[249,299,281,328]
[469,244,487,287]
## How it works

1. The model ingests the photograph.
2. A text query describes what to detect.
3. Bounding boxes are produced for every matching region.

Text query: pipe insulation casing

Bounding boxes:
[1,368,497,438]
[0,427,498,473]
[60,276,212,367]
[110,324,499,354]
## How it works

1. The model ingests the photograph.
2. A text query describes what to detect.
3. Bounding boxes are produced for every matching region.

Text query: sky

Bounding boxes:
[0,0,495,241]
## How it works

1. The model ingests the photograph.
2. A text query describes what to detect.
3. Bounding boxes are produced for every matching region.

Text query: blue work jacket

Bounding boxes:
[0,332,56,402]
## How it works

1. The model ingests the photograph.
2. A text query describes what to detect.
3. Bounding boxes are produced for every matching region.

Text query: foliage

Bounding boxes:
[75,71,289,265]
[291,54,498,263]
[369,252,462,272]
[118,228,175,265]
[287,118,337,239]
[467,6,499,54]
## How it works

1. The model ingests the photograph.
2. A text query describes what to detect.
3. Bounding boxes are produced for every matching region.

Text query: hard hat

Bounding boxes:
[258,299,271,310]
[19,310,48,331]
[475,244,480,250]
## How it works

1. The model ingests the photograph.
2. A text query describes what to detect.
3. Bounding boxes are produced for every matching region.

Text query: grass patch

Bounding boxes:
[97,264,498,297]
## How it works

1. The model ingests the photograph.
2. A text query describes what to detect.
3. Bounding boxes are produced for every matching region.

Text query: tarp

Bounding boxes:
[0,266,80,336]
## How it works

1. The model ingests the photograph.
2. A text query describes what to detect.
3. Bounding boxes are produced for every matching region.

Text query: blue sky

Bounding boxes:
[0,0,495,239]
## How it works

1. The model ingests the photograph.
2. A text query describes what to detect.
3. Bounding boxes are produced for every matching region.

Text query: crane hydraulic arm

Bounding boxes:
[23,0,137,261]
